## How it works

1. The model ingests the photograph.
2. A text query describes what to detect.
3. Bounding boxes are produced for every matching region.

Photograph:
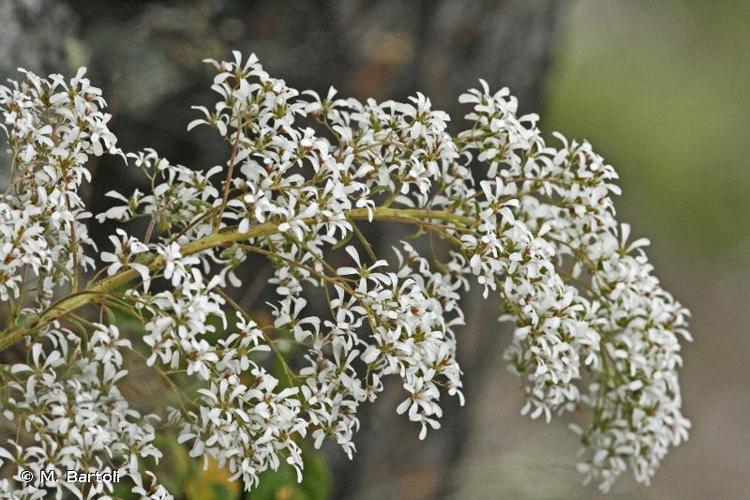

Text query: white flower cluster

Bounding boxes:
[456,84,691,489]
[0,52,691,497]
[0,325,165,498]
[0,68,117,304]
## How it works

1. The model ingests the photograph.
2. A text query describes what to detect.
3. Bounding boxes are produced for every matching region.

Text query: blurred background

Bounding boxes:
[1,0,748,498]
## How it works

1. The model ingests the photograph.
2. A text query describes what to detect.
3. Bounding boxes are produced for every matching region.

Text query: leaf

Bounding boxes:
[14,312,38,329]
[249,449,330,500]
[184,456,240,500]
[299,452,330,500]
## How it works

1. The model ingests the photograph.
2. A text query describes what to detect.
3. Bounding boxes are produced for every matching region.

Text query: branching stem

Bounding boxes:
[0,207,472,351]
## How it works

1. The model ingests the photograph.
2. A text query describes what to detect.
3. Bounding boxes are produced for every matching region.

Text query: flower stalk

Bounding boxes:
[0,207,471,351]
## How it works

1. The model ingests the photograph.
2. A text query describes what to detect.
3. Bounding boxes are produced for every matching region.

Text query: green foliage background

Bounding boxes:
[544,0,750,257]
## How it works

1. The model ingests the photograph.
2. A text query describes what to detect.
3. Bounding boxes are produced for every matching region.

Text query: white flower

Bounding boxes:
[101,229,151,288]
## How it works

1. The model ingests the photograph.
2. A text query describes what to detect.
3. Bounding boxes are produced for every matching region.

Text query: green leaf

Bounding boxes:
[248,449,330,500]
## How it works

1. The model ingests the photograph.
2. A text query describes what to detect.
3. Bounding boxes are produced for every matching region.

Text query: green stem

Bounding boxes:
[0,207,472,351]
